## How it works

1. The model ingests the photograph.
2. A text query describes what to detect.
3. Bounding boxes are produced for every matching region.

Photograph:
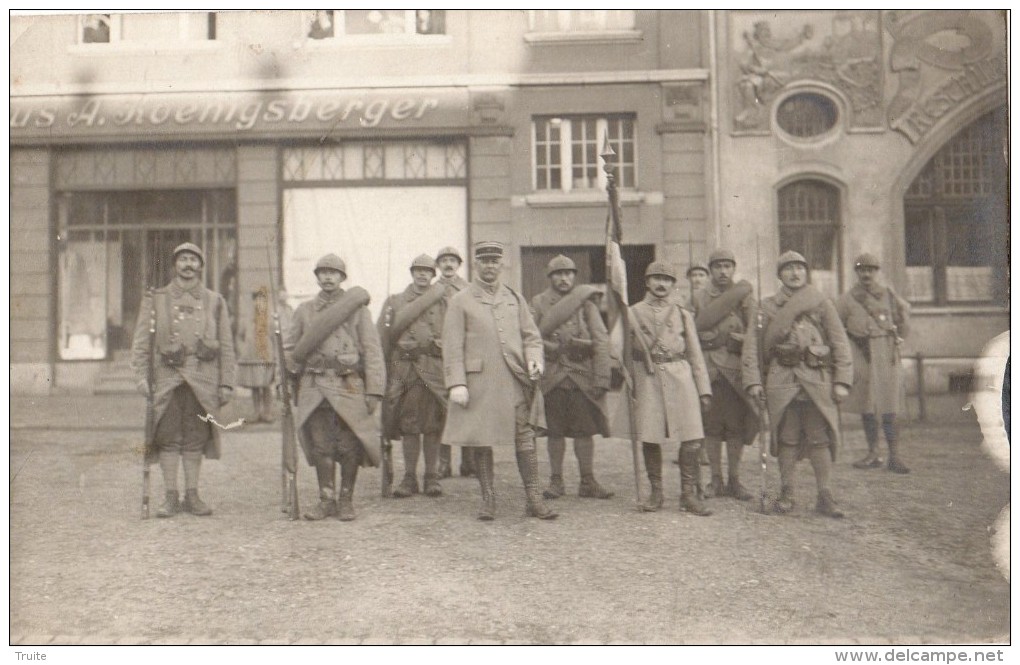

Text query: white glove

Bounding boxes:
[450,385,469,407]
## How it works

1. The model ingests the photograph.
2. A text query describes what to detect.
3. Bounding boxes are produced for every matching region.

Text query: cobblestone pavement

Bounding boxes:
[9,394,1009,645]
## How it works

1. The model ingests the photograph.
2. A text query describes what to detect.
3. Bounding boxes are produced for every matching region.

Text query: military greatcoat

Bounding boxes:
[284,289,385,466]
[441,279,545,447]
[741,287,853,459]
[530,287,611,434]
[835,283,910,415]
[131,279,236,461]
[613,295,712,444]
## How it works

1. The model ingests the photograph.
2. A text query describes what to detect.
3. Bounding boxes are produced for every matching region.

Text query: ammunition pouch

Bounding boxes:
[772,343,801,368]
[697,330,722,350]
[725,332,745,355]
[194,337,220,362]
[633,349,686,364]
[304,354,363,378]
[565,337,594,362]
[804,345,832,370]
[160,344,186,368]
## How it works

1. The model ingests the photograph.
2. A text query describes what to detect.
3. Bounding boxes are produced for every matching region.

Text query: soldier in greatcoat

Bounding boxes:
[284,253,385,521]
[235,288,276,423]
[131,242,236,518]
[530,255,613,500]
[835,253,911,474]
[617,261,713,516]
[742,251,853,518]
[441,241,556,521]
[378,254,448,497]
[693,249,758,501]
[433,246,475,479]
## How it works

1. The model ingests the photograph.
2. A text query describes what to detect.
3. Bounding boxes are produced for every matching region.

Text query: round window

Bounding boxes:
[776,93,839,138]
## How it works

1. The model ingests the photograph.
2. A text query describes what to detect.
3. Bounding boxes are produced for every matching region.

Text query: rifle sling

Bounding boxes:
[694,281,752,331]
[762,285,828,354]
[290,287,371,364]
[537,284,600,337]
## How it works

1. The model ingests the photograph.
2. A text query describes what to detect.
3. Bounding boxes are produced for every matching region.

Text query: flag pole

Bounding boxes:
[601,134,643,508]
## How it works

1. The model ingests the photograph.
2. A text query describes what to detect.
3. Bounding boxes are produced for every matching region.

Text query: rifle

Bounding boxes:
[379,240,394,498]
[265,245,300,520]
[688,230,695,308]
[754,235,771,514]
[141,289,156,520]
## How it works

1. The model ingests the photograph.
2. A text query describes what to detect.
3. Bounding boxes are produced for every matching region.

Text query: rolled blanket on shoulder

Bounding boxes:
[537,284,601,337]
[290,287,370,364]
[763,285,828,354]
[694,280,752,331]
[389,284,446,341]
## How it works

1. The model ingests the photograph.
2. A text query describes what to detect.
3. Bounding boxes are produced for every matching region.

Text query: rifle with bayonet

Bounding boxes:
[141,289,156,520]
[266,245,300,520]
[754,235,771,514]
[379,241,394,498]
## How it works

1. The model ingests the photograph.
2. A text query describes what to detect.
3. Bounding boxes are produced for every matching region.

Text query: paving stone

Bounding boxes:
[397,637,434,645]
[14,635,53,645]
[48,635,80,645]
[468,639,503,645]
[435,636,471,645]
[361,636,397,645]
[258,638,292,645]
[322,637,362,645]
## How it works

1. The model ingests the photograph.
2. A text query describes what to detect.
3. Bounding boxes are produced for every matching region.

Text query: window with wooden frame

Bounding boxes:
[778,179,842,297]
[533,115,636,193]
[903,108,1008,305]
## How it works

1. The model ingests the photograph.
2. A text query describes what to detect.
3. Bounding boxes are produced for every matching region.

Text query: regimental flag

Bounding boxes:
[604,189,629,376]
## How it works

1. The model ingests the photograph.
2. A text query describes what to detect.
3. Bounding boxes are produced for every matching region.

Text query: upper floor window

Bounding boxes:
[903,108,1007,306]
[78,12,215,45]
[307,10,446,41]
[778,179,842,297]
[528,10,634,33]
[533,115,636,193]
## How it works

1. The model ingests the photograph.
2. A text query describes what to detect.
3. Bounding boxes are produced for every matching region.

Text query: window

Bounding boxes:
[533,115,636,192]
[778,179,842,297]
[528,10,634,33]
[78,12,216,45]
[776,93,839,138]
[306,10,446,41]
[903,109,1008,305]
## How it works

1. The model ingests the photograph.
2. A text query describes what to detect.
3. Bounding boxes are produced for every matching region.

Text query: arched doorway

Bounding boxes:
[902,108,1008,306]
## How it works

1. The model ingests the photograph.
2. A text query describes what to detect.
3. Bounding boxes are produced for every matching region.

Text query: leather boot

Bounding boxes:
[640,442,664,512]
[303,487,337,521]
[517,446,558,520]
[337,462,358,521]
[773,485,795,513]
[705,473,727,498]
[726,441,752,501]
[679,446,712,516]
[578,475,614,499]
[854,414,884,469]
[438,444,452,479]
[475,447,496,521]
[460,447,477,477]
[543,475,565,500]
[156,490,181,518]
[182,489,212,516]
[704,436,725,497]
[884,415,910,474]
[392,473,419,498]
[816,489,844,519]
[423,473,442,497]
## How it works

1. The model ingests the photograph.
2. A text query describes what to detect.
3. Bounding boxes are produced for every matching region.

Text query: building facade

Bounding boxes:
[9,10,1008,395]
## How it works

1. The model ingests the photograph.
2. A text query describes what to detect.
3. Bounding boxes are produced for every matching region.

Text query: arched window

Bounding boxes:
[778,179,841,296]
[904,108,1008,305]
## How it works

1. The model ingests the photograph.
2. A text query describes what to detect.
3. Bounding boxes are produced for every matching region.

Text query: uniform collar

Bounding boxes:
[170,278,203,299]
[473,277,500,295]
[643,292,670,307]
[315,288,345,310]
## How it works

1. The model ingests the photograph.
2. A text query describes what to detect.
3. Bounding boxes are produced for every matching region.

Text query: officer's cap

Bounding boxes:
[776,250,809,275]
[435,246,463,264]
[646,261,678,281]
[410,254,437,273]
[172,242,205,267]
[314,253,347,277]
[854,253,881,270]
[546,254,577,276]
[474,241,504,259]
[708,249,736,267]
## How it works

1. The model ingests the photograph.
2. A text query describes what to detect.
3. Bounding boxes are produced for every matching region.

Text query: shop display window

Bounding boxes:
[77,12,215,45]
[306,10,446,41]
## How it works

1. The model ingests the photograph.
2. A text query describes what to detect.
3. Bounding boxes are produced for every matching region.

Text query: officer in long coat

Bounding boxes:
[131,242,236,518]
[835,253,911,474]
[379,254,448,497]
[284,254,385,521]
[530,255,613,501]
[742,251,853,518]
[441,241,555,520]
[693,249,758,501]
[433,246,474,479]
[615,261,713,515]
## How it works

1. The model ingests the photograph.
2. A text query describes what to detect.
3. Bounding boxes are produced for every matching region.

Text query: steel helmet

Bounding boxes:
[172,242,205,267]
[645,261,678,281]
[435,246,463,264]
[410,254,437,273]
[708,248,736,267]
[546,254,577,276]
[314,253,347,278]
[776,250,809,275]
[854,253,881,270]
